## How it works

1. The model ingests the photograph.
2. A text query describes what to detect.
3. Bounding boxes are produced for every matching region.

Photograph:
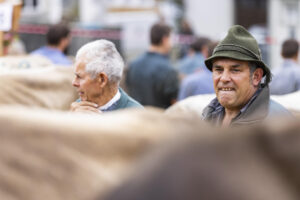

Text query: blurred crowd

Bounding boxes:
[2,16,300,200]
[6,20,300,109]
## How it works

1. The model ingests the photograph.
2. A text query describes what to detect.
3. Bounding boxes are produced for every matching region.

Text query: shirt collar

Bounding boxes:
[205,97,225,126]
[206,87,262,126]
[283,59,298,66]
[99,89,121,111]
[239,87,261,114]
[230,87,262,123]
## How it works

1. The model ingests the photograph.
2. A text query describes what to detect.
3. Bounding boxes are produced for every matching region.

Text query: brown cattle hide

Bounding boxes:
[0,66,77,110]
[167,92,300,117]
[165,94,215,117]
[0,55,52,72]
[101,118,300,200]
[0,106,203,200]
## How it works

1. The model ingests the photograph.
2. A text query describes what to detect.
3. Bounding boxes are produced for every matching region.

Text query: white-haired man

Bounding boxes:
[71,40,142,113]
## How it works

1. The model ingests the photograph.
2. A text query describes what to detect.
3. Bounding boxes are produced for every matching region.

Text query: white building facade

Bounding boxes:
[184,0,300,70]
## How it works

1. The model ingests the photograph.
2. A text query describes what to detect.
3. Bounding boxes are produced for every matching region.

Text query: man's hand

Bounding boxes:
[70,101,102,114]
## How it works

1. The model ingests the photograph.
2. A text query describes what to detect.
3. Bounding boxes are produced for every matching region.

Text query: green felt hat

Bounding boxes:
[205,25,271,84]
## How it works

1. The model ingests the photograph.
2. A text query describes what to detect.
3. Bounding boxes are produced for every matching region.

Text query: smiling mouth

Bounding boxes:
[219,88,235,91]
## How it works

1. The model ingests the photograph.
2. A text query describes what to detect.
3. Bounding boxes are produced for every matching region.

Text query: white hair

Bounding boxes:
[75,39,124,84]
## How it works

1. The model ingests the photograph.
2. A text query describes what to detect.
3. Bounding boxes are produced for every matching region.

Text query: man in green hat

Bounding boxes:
[202,25,290,127]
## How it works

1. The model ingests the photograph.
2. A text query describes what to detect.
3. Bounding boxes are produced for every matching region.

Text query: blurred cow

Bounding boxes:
[101,117,300,200]
[0,106,201,200]
[0,55,77,110]
[166,91,300,118]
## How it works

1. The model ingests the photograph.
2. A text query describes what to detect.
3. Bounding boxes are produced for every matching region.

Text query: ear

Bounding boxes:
[61,37,68,46]
[97,72,109,88]
[59,36,71,51]
[252,68,263,87]
[162,35,170,45]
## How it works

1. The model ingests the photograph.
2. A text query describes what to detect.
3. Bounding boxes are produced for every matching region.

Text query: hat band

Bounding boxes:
[213,44,261,60]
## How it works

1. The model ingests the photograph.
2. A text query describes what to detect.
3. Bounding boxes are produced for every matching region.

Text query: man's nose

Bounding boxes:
[72,79,79,87]
[220,70,231,82]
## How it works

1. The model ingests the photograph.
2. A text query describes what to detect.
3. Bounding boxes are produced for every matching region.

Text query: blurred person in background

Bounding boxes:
[71,40,142,113]
[202,25,290,127]
[126,23,179,109]
[177,41,217,100]
[270,39,300,95]
[179,19,194,36]
[31,23,72,66]
[177,19,195,58]
[178,37,211,77]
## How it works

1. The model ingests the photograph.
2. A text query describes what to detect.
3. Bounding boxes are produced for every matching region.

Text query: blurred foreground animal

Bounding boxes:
[102,118,300,200]
[0,105,299,200]
[167,91,300,118]
[0,106,199,200]
[0,57,76,110]
[0,55,52,72]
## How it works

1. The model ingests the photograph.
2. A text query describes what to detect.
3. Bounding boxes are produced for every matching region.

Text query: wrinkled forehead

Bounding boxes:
[75,53,90,64]
[74,59,87,73]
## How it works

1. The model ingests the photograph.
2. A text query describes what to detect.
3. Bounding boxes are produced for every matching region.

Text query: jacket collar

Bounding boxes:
[202,85,270,126]
[99,89,121,111]
[232,85,269,126]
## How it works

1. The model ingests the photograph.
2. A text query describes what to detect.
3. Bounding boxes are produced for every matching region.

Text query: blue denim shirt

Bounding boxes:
[178,52,206,75]
[270,59,300,95]
[178,67,214,100]
[31,46,72,66]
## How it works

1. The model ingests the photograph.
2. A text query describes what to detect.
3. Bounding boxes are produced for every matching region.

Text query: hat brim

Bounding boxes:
[205,50,270,78]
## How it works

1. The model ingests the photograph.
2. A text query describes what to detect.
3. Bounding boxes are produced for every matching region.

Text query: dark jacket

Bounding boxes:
[103,88,143,112]
[202,86,291,127]
[126,51,179,108]
[76,88,143,112]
